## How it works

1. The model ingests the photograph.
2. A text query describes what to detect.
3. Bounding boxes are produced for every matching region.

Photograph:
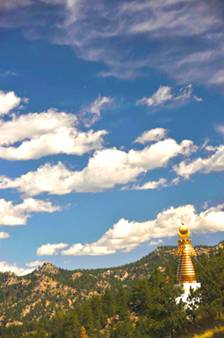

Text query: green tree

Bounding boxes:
[132,270,185,337]
[111,320,135,338]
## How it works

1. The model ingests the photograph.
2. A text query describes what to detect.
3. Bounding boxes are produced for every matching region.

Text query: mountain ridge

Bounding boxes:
[26,240,224,276]
[0,240,223,327]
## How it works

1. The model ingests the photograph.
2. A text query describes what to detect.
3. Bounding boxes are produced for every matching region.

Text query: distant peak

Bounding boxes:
[38,262,59,275]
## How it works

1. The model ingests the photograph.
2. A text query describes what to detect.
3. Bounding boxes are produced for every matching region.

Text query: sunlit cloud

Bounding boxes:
[0,232,10,239]
[37,203,224,256]
[135,128,167,144]
[0,108,107,160]
[0,89,22,116]
[79,95,113,127]
[37,243,68,256]
[0,259,45,276]
[174,145,224,178]
[137,84,202,107]
[0,198,60,226]
[131,178,167,190]
[0,136,195,195]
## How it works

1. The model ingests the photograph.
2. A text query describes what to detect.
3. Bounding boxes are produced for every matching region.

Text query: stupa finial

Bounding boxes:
[176,224,197,283]
[176,224,201,304]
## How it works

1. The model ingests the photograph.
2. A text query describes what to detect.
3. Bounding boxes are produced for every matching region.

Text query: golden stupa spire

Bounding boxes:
[176,223,197,284]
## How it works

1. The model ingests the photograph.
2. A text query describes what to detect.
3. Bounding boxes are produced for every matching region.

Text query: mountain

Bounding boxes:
[0,241,223,328]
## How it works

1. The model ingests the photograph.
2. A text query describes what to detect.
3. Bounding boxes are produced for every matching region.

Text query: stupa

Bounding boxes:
[176,224,201,303]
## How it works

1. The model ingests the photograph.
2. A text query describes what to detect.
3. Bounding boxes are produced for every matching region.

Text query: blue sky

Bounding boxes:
[0,0,223,275]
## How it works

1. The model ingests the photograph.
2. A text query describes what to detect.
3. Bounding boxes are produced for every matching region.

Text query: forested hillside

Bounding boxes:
[0,242,223,337]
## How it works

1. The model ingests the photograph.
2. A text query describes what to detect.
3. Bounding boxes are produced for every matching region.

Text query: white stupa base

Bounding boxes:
[176,282,201,305]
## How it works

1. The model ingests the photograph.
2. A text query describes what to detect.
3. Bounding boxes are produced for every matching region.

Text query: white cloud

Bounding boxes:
[0,259,46,276]
[0,89,22,116]
[0,137,195,196]
[0,109,107,160]
[75,2,223,84]
[131,178,167,190]
[174,145,224,178]
[88,96,112,116]
[37,243,68,256]
[120,1,219,37]
[138,86,172,106]
[0,257,48,276]
[130,174,182,191]
[1,1,224,87]
[0,198,60,226]
[49,0,224,86]
[205,145,219,152]
[135,128,167,144]
[0,232,10,239]
[25,260,45,268]
[149,239,163,246]
[80,96,112,127]
[0,261,34,276]
[137,84,202,107]
[37,203,224,256]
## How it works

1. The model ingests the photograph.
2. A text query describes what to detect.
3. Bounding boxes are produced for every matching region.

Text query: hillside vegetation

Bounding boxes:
[0,242,223,337]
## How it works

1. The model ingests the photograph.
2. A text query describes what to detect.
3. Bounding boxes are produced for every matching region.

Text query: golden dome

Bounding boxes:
[178,224,190,239]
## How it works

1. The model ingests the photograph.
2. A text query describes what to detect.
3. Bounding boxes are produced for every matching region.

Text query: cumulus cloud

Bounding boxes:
[137,84,202,107]
[0,198,60,226]
[131,178,167,190]
[0,261,34,276]
[0,258,47,276]
[138,86,172,106]
[0,89,22,116]
[174,145,224,178]
[0,109,107,160]
[0,259,46,276]
[25,260,45,268]
[37,243,68,256]
[37,203,224,256]
[80,96,113,127]
[0,137,195,196]
[135,128,167,144]
[0,232,10,239]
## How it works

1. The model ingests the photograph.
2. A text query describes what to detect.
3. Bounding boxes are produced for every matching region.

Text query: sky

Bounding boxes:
[0,0,223,275]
